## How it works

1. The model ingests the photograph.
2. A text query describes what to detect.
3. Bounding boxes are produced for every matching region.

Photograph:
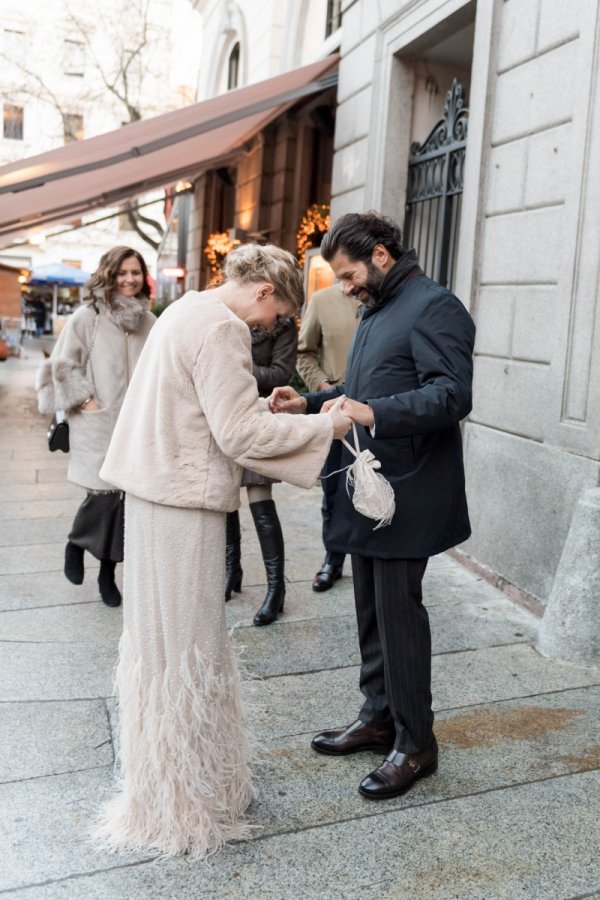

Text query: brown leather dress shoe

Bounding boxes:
[311,719,396,756]
[358,737,439,799]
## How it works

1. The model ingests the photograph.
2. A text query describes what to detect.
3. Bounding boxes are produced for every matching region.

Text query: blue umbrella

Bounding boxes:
[27,262,90,286]
[26,263,91,333]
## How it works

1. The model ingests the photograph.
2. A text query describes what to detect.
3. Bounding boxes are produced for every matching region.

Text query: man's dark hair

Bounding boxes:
[320,212,404,263]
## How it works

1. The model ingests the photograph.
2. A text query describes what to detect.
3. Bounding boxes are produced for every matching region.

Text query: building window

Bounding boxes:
[3,104,24,140]
[227,42,240,90]
[325,0,342,37]
[64,39,85,76]
[3,27,26,56]
[64,113,84,143]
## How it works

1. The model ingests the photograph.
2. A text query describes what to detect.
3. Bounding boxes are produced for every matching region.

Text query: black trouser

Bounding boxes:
[351,554,432,754]
[320,440,345,568]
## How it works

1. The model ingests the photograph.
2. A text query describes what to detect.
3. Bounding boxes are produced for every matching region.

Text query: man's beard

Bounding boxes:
[353,263,385,306]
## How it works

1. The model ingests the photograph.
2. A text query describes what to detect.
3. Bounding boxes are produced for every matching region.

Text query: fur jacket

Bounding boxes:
[100,291,334,512]
[35,295,155,491]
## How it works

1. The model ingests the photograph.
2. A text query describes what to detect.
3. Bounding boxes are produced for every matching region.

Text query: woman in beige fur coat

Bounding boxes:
[35,247,155,606]
[92,243,351,859]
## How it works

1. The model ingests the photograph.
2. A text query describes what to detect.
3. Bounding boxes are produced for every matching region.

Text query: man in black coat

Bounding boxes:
[270,212,475,799]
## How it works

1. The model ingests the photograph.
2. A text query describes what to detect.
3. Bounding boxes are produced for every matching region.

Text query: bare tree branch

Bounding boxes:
[124,202,160,249]
[1,1,166,248]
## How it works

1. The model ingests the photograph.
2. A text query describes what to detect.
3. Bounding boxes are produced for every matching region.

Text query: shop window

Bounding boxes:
[325,0,341,37]
[227,42,240,90]
[63,39,85,77]
[3,104,23,140]
[64,113,84,143]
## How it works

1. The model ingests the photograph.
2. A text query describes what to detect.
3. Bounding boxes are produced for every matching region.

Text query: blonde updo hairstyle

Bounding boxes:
[222,243,304,311]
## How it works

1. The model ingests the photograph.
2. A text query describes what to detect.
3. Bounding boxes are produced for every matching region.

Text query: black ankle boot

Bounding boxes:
[225,510,243,601]
[64,541,84,585]
[98,559,122,607]
[250,500,285,626]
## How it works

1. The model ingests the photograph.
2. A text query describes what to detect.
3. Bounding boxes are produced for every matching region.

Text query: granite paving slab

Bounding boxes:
[234,614,361,676]
[0,767,148,894]
[246,685,600,837]
[0,542,88,575]
[226,578,356,625]
[0,641,116,702]
[229,602,534,679]
[0,500,79,520]
[0,483,81,501]
[9,772,600,899]
[0,468,37,485]
[0,516,73,547]
[4,447,75,461]
[252,644,600,740]
[0,601,123,643]
[0,699,113,783]
[36,467,70,484]
[0,569,104,613]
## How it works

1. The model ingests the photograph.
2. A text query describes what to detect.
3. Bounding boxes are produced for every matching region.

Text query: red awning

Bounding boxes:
[0,56,338,247]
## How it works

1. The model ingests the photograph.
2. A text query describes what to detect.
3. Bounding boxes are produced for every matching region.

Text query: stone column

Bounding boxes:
[537,487,600,665]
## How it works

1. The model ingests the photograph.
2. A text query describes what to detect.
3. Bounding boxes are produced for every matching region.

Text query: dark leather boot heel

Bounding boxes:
[64,541,84,585]
[250,500,286,626]
[225,511,243,601]
[98,560,122,607]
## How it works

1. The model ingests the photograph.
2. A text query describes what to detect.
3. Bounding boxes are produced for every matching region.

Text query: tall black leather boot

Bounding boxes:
[98,559,122,607]
[64,541,84,585]
[225,510,243,601]
[250,500,285,626]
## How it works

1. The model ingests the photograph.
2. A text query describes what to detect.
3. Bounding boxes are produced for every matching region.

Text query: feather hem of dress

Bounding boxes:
[90,631,255,859]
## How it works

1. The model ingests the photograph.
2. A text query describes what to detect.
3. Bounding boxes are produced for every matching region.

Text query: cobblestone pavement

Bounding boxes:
[1,346,600,899]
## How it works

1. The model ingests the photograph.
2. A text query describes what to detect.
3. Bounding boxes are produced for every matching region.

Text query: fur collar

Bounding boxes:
[88,293,149,332]
[250,315,295,345]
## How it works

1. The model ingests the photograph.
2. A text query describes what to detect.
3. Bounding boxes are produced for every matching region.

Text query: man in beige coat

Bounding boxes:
[297,283,360,591]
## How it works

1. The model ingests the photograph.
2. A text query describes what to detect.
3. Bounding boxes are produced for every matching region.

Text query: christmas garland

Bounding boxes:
[296,203,330,268]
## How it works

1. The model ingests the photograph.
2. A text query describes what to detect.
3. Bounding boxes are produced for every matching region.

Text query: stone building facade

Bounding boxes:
[183,0,341,290]
[330,0,600,609]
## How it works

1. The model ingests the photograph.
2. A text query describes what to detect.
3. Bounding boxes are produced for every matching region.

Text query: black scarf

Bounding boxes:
[362,250,424,320]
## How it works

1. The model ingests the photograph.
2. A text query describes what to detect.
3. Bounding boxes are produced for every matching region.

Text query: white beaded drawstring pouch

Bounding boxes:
[326,400,396,528]
[341,422,395,529]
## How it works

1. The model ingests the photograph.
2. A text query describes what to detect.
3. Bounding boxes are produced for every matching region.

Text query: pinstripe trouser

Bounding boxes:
[351,554,433,755]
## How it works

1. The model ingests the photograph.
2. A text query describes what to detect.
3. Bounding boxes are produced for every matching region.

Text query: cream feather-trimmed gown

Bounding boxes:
[93,494,254,858]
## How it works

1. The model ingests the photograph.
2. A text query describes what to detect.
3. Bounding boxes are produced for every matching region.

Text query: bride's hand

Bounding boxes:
[330,406,352,440]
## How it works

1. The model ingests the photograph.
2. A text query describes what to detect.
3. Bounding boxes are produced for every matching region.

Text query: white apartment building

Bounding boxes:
[0,0,200,276]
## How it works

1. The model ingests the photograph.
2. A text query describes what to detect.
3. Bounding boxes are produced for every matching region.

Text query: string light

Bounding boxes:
[203,231,241,285]
[296,203,330,268]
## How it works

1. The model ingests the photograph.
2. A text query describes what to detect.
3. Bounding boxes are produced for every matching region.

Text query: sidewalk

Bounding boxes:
[1,348,599,899]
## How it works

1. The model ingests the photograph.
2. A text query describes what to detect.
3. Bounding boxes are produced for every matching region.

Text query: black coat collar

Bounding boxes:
[362,250,423,319]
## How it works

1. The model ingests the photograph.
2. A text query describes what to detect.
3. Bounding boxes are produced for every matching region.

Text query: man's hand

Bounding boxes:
[269,386,308,414]
[342,398,375,428]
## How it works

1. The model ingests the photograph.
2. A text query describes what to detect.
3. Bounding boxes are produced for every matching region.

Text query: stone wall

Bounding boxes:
[331,0,600,605]
[463,0,600,604]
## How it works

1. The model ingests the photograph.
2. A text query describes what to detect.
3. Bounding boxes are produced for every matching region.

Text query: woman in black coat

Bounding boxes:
[225,316,298,626]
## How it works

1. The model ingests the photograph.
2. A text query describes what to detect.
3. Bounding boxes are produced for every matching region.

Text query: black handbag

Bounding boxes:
[48,413,69,453]
[46,305,99,455]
